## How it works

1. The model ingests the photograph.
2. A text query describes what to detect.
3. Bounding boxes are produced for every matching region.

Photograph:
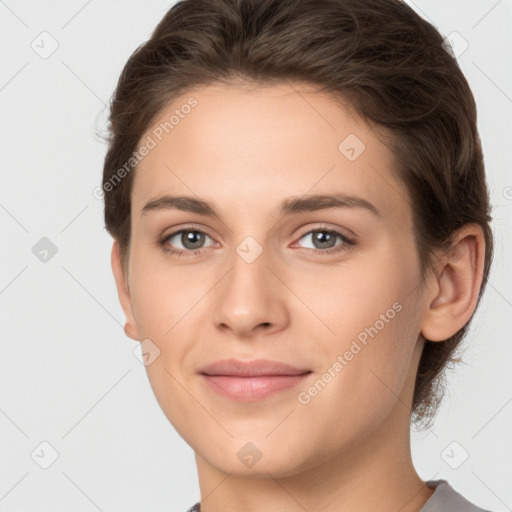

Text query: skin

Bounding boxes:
[111,82,486,512]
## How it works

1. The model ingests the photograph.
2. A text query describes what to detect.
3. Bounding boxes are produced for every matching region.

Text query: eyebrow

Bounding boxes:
[141,193,382,219]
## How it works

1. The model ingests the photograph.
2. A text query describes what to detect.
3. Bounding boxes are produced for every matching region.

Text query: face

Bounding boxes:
[114,82,430,478]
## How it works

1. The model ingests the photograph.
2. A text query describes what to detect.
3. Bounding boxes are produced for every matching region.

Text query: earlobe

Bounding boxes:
[420,224,485,342]
[111,240,141,342]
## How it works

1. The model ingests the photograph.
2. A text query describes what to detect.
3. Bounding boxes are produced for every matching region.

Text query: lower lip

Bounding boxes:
[200,373,311,401]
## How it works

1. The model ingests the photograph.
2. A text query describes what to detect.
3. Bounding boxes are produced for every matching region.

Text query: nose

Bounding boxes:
[211,245,289,338]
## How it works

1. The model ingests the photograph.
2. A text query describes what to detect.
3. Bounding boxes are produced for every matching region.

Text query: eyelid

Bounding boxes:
[161,223,217,240]
[294,223,356,241]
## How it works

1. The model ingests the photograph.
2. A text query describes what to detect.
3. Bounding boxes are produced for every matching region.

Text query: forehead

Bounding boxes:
[132,82,411,225]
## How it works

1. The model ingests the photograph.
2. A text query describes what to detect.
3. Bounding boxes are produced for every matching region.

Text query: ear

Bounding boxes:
[111,240,141,341]
[420,223,486,342]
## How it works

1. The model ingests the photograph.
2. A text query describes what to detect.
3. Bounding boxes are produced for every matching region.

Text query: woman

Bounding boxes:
[102,0,495,510]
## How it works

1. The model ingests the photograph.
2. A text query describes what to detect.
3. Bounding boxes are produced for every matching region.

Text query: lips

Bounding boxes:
[198,358,312,401]
[198,358,311,377]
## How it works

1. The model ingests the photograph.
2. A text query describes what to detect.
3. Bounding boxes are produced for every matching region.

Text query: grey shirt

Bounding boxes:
[186,479,494,511]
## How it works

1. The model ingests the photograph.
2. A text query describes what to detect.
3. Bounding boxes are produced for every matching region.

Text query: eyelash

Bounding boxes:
[157,225,356,259]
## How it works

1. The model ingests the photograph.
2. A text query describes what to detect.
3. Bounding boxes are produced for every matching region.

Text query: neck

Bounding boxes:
[194,400,434,512]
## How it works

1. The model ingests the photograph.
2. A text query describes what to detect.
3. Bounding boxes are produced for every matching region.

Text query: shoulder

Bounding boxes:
[421,479,496,512]
[186,482,495,512]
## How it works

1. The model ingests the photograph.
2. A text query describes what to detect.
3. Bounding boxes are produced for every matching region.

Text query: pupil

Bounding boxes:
[183,231,204,249]
[314,231,335,249]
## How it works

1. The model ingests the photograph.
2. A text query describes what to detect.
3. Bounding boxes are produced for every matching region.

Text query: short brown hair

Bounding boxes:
[101,0,494,430]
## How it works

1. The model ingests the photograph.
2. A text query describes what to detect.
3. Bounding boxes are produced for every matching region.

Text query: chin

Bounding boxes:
[198,437,316,479]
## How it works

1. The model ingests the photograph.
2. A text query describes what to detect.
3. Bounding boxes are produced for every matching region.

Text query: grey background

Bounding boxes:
[1,1,511,511]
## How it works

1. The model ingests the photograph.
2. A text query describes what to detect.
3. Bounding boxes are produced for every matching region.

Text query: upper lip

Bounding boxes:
[198,358,311,377]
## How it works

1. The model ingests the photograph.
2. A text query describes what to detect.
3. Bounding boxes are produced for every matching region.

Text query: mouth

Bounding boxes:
[200,373,312,401]
[198,358,313,402]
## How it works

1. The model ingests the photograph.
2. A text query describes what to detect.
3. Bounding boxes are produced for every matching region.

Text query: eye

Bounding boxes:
[158,228,216,257]
[158,225,356,259]
[293,227,356,255]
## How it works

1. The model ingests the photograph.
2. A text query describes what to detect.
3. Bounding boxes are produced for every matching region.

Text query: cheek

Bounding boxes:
[297,248,411,344]
[127,247,199,337]
[293,296,419,452]
[127,251,210,389]
[296,246,420,404]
